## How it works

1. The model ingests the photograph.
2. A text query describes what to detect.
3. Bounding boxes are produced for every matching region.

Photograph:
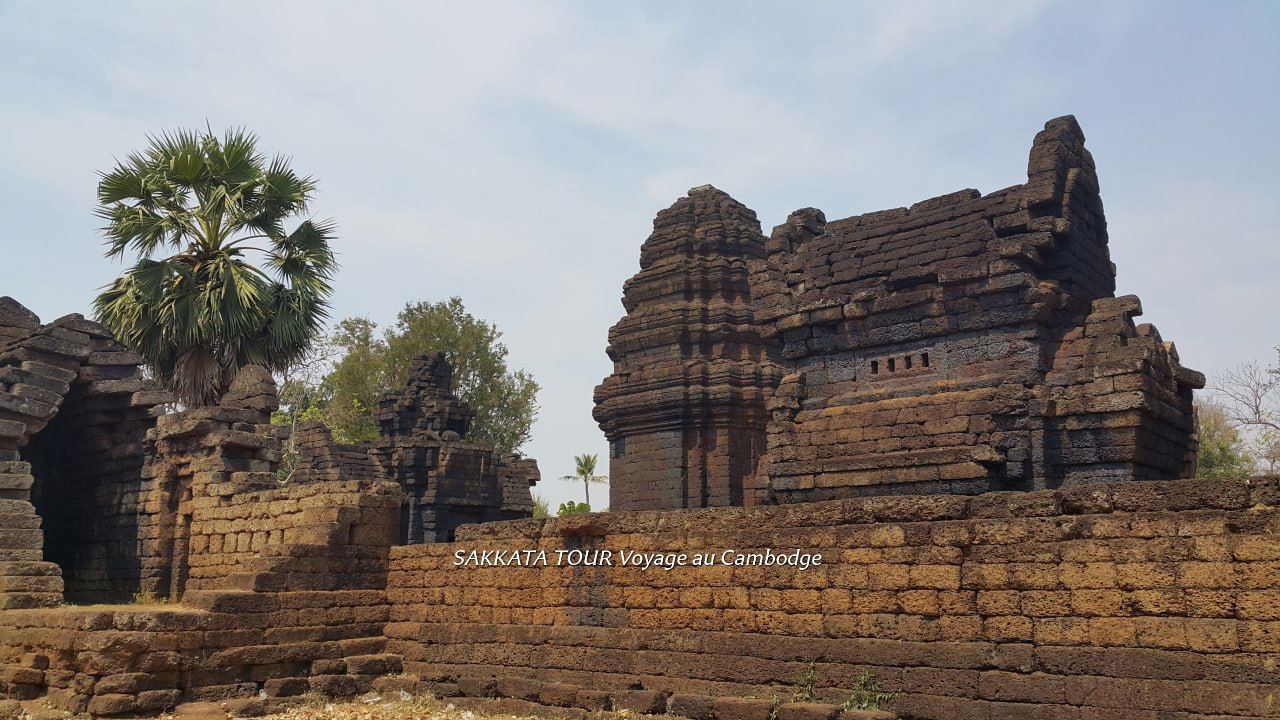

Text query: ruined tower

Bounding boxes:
[369,353,539,542]
[597,117,1203,510]
[593,185,785,511]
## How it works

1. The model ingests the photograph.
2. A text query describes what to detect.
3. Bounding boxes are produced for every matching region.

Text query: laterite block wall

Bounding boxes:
[0,477,402,716]
[386,477,1280,720]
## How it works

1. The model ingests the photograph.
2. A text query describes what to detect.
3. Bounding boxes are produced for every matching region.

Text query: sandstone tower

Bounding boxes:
[593,186,785,511]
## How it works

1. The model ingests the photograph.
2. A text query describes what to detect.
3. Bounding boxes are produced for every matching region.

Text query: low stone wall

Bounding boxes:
[184,479,401,592]
[386,477,1280,720]
[0,590,396,715]
[0,474,402,716]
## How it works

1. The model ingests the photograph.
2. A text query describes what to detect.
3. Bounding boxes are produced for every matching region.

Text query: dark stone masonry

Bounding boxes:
[597,116,1204,512]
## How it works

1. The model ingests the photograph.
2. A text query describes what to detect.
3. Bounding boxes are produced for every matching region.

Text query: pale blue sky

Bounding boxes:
[1,1,1276,508]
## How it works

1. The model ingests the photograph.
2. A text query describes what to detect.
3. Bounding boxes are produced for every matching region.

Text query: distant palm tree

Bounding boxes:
[561,453,607,508]
[94,128,337,406]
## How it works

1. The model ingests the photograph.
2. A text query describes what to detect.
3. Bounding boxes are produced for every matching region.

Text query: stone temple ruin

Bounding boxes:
[596,115,1203,511]
[0,303,538,611]
[295,352,538,543]
[1,117,1277,720]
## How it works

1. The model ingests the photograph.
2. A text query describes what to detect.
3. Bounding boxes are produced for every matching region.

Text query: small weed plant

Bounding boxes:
[786,660,895,711]
[841,671,897,711]
[791,660,818,702]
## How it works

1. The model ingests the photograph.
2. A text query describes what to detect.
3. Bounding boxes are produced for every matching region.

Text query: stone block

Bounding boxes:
[309,674,359,697]
[264,677,310,697]
[713,697,776,720]
[87,694,137,717]
[573,689,612,711]
[668,693,717,720]
[311,658,347,675]
[538,682,579,707]
[776,703,842,720]
[457,675,497,698]
[611,689,669,714]
[344,653,402,675]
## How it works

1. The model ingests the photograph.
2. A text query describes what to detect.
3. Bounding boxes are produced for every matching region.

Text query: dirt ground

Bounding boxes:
[1,692,619,720]
[160,693,651,720]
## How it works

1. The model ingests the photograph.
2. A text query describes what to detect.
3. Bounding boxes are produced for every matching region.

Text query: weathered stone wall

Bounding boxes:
[386,477,1280,720]
[24,374,168,603]
[0,307,407,715]
[0,585,397,715]
[133,365,403,598]
[182,480,400,593]
[751,119,1200,499]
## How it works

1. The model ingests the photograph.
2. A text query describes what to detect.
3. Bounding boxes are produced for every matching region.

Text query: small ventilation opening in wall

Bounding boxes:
[922,353,930,368]
[887,358,896,372]
[870,360,879,375]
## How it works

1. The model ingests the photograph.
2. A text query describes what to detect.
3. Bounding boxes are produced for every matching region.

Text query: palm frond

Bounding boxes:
[210,128,263,185]
[95,126,338,405]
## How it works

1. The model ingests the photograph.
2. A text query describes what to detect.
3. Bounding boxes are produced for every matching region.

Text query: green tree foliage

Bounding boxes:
[317,298,539,454]
[94,128,336,406]
[557,501,590,516]
[271,339,337,480]
[1212,348,1280,474]
[318,318,386,442]
[1195,400,1254,478]
[560,453,607,507]
[1257,431,1280,475]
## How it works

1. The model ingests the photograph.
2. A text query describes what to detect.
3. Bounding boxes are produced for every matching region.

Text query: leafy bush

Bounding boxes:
[841,672,897,711]
[791,660,818,702]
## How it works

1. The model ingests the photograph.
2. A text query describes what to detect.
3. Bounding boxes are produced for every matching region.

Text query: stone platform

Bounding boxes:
[387,476,1280,720]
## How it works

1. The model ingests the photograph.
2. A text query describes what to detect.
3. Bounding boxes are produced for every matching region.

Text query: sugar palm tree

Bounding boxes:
[94,128,337,406]
[560,453,607,508]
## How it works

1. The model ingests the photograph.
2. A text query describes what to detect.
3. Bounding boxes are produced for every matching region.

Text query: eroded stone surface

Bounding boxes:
[0,300,173,607]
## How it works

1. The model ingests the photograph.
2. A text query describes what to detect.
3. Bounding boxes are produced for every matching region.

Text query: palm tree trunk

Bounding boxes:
[584,477,590,508]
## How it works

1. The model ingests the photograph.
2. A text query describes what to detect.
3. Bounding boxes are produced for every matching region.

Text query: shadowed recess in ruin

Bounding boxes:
[0,297,172,606]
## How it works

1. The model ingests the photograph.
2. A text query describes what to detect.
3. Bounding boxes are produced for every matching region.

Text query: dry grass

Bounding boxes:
[253,693,601,720]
